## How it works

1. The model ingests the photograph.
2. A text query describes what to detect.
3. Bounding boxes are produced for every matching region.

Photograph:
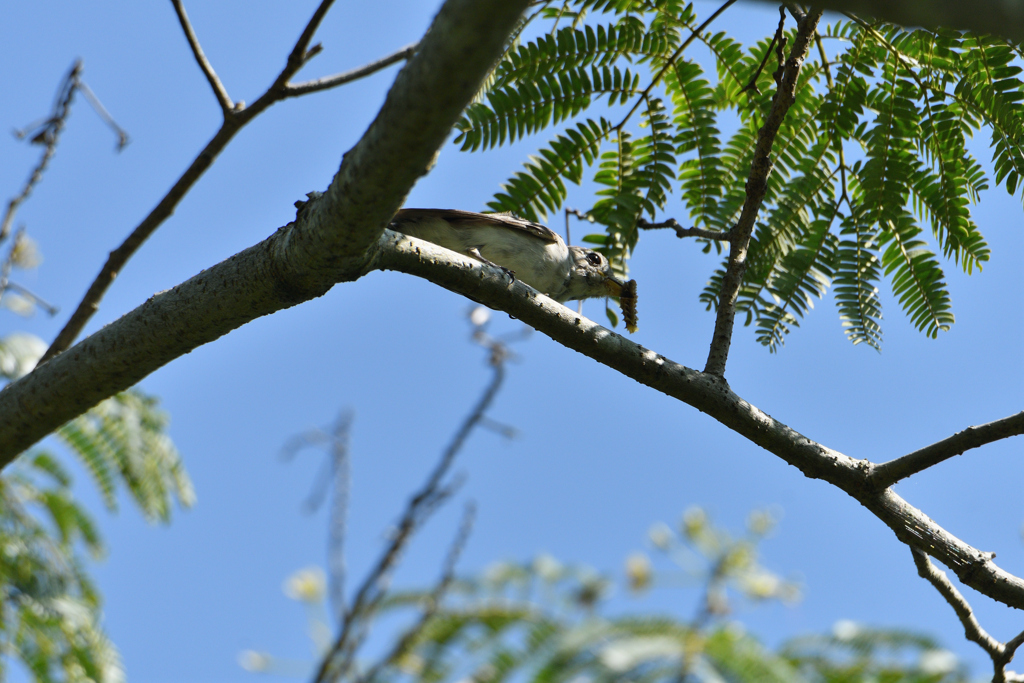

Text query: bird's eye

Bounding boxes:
[585,252,603,266]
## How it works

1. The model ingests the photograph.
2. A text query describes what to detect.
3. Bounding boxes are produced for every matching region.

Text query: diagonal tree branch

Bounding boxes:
[378,236,1024,612]
[703,8,822,377]
[356,502,476,683]
[912,549,1024,683]
[5,217,1024,613]
[286,44,418,97]
[0,0,531,461]
[171,0,235,114]
[313,324,501,683]
[870,411,1024,488]
[2,0,1023,629]
[39,0,410,366]
[637,216,732,241]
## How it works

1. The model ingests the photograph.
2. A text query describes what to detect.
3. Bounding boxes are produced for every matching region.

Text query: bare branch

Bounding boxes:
[637,217,732,241]
[740,12,782,95]
[311,473,459,683]
[870,411,1024,488]
[279,0,337,86]
[281,410,355,619]
[911,549,1024,682]
[285,44,418,97]
[356,502,476,683]
[2,61,81,241]
[77,81,130,150]
[911,548,1003,655]
[376,234,1024,611]
[170,0,235,114]
[2,281,59,317]
[313,331,505,683]
[703,9,822,378]
[40,1,415,365]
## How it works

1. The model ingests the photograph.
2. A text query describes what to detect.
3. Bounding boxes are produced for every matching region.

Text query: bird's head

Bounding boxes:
[565,246,627,301]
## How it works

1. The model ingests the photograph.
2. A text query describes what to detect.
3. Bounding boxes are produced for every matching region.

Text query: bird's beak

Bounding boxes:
[603,276,626,298]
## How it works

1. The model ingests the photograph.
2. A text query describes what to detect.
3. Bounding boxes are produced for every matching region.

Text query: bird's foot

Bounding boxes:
[469,248,516,287]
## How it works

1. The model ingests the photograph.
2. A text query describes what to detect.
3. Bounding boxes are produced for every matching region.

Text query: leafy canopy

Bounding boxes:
[456,1,1023,349]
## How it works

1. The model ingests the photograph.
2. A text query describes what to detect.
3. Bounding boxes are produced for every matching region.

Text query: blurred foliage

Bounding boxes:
[457,1,1024,347]
[0,451,123,683]
[248,507,969,683]
[0,329,193,678]
[56,389,195,523]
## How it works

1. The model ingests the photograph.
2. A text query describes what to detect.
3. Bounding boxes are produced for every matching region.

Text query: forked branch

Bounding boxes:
[312,326,507,683]
[171,0,234,113]
[637,216,732,241]
[39,0,415,365]
[912,549,1024,683]
[703,8,822,377]
[870,411,1024,488]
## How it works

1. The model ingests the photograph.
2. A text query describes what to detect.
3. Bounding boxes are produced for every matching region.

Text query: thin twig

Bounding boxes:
[637,217,731,241]
[77,82,130,150]
[911,549,1024,682]
[0,228,60,316]
[282,410,356,620]
[285,44,418,97]
[911,548,1002,654]
[814,31,851,209]
[2,62,80,242]
[170,0,235,114]
[356,502,476,683]
[312,334,508,683]
[40,5,415,365]
[741,29,779,95]
[2,281,59,317]
[280,0,337,84]
[326,411,354,621]
[870,411,1024,488]
[703,9,822,378]
[614,0,737,131]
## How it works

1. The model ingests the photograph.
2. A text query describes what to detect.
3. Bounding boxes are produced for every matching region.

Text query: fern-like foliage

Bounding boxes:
[0,452,124,683]
[486,118,612,221]
[0,333,192,681]
[456,3,1024,345]
[57,389,196,523]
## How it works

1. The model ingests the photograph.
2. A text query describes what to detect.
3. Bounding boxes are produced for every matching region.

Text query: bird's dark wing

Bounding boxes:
[395,208,560,244]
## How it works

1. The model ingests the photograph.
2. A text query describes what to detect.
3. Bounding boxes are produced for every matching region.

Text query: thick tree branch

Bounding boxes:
[870,412,1024,488]
[804,0,1024,43]
[381,235,1024,612]
[39,0,408,365]
[4,215,1024,613]
[703,9,822,377]
[3,0,1023,623]
[0,0,530,461]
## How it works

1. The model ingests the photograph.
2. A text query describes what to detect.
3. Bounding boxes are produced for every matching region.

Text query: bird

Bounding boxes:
[390,209,626,303]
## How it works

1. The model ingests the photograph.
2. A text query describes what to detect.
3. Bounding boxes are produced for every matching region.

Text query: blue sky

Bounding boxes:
[2,1,1023,681]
